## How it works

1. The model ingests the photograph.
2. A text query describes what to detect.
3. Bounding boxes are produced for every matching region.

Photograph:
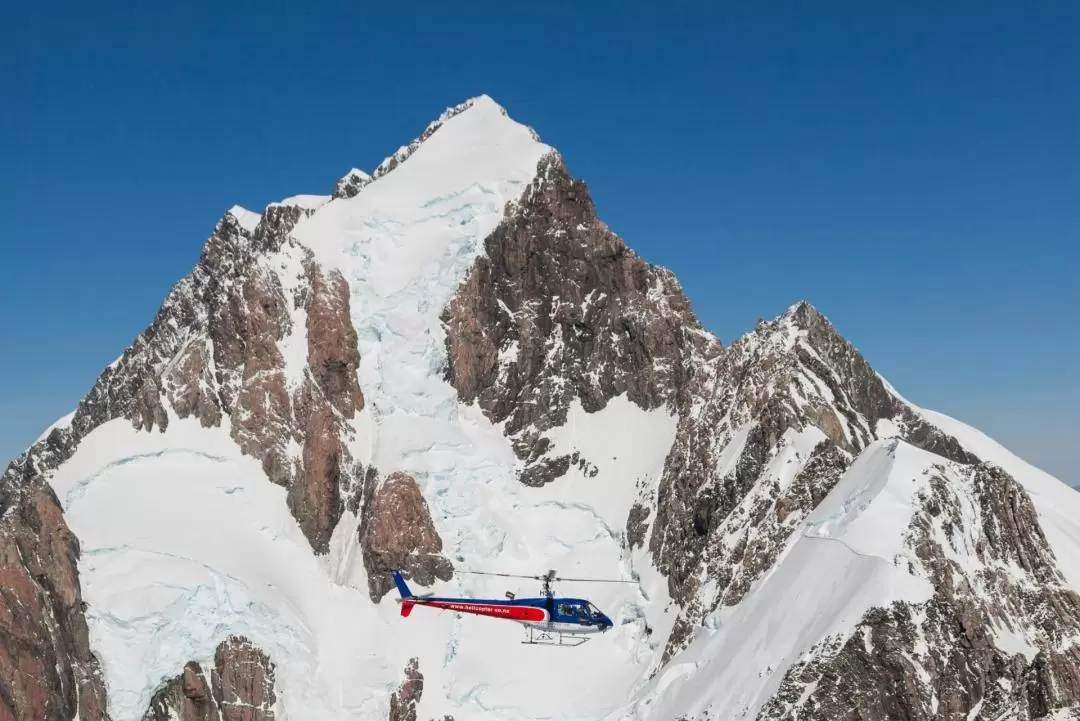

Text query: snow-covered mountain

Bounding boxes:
[2,95,1079,721]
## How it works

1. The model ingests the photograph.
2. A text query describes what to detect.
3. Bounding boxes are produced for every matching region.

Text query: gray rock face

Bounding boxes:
[358,472,453,602]
[0,460,109,721]
[31,204,365,555]
[758,462,1080,721]
[144,636,276,721]
[388,658,423,721]
[657,436,853,665]
[332,169,372,200]
[442,152,718,485]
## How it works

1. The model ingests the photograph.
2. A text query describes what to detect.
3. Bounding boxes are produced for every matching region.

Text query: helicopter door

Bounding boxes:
[556,601,592,625]
[561,600,587,621]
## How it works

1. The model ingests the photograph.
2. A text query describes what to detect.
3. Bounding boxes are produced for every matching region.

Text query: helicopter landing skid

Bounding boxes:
[522,627,589,647]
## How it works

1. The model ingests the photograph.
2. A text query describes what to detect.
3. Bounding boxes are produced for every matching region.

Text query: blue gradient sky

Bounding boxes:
[2,1,1077,482]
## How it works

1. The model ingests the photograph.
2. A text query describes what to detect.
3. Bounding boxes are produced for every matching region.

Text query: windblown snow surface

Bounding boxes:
[40,96,1080,721]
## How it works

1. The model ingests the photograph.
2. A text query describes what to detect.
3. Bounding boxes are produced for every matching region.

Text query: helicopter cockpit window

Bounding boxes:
[586,602,603,618]
[557,603,574,617]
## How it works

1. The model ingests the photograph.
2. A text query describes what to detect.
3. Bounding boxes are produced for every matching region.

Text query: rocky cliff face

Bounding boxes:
[359,472,453,602]
[36,200,366,554]
[643,302,989,662]
[0,467,108,721]
[387,658,423,721]
[143,636,276,721]
[332,169,372,200]
[386,659,453,721]
[758,462,1080,721]
[442,152,718,486]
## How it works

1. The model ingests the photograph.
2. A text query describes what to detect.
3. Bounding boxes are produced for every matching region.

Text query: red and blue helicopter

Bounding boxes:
[391,568,633,646]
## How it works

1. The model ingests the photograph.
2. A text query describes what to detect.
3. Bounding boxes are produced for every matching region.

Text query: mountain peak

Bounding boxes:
[782,299,830,329]
[370,95,541,180]
[462,92,505,113]
[332,168,372,200]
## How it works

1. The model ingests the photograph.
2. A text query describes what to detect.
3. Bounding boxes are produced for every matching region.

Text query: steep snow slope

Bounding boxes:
[49,403,678,721]
[292,93,551,477]
[614,440,939,721]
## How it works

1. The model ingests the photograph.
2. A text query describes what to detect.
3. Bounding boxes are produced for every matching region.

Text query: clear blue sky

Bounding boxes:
[2,1,1077,482]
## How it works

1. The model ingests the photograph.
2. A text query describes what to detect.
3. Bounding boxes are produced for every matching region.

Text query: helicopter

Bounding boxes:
[391,568,634,646]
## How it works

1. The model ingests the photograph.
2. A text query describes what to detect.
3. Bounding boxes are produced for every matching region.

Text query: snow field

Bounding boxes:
[48,398,679,721]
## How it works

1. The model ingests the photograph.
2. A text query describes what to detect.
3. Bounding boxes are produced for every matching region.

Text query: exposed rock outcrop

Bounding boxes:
[784,302,977,464]
[195,233,364,554]
[388,658,423,721]
[30,204,366,554]
[359,472,453,601]
[284,260,365,552]
[225,265,295,486]
[757,462,1080,721]
[0,461,108,721]
[384,658,455,721]
[144,662,218,721]
[442,152,718,485]
[332,168,372,200]
[303,261,365,418]
[658,436,853,665]
[144,636,276,721]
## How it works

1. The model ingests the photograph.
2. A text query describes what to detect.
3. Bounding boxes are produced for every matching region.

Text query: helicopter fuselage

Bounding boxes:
[405,594,613,634]
[391,570,614,635]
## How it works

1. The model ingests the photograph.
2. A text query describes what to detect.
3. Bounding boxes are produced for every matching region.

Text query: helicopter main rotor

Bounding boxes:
[457,568,635,598]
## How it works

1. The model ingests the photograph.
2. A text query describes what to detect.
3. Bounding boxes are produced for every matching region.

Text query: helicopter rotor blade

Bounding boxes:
[456,569,639,585]
[455,570,544,580]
